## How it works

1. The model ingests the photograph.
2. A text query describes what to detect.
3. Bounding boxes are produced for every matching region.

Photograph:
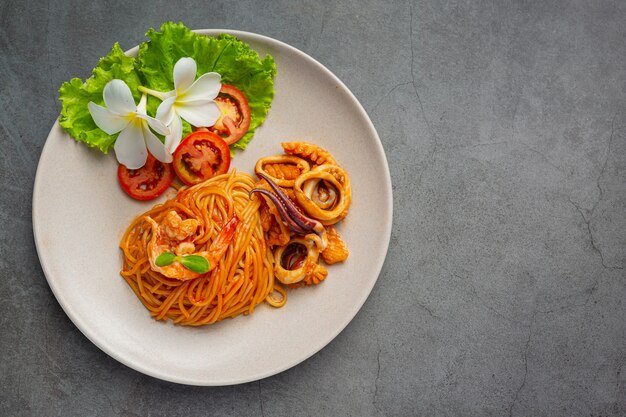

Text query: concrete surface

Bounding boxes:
[1,0,625,415]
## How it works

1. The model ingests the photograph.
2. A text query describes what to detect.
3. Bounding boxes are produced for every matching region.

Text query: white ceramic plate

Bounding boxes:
[33,29,392,385]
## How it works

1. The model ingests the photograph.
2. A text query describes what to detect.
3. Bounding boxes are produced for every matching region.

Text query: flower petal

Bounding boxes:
[114,121,148,169]
[88,102,129,134]
[176,100,221,127]
[173,57,197,93]
[134,93,170,136]
[103,79,136,114]
[136,93,148,114]
[136,113,170,136]
[179,72,221,103]
[164,115,183,154]
[143,123,172,163]
[156,96,177,126]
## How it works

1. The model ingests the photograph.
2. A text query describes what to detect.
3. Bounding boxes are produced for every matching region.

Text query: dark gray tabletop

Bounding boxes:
[1,1,625,416]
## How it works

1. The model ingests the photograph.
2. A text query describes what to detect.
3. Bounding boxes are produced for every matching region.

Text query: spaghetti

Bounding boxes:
[120,171,281,326]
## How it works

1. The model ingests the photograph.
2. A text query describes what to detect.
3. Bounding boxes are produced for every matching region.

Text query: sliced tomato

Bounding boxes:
[118,153,174,201]
[208,84,251,145]
[173,131,231,185]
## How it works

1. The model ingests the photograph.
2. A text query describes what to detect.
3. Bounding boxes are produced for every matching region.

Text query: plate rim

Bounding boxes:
[32,28,393,386]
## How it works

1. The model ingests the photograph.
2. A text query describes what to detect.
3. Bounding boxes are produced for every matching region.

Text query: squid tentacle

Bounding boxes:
[250,172,328,251]
[249,188,310,235]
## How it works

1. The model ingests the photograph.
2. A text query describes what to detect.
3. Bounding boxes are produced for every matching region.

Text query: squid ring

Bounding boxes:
[294,164,351,225]
[255,155,310,188]
[273,237,320,285]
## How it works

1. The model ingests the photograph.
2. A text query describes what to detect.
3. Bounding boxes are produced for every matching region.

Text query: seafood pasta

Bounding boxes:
[120,143,351,325]
[120,172,274,325]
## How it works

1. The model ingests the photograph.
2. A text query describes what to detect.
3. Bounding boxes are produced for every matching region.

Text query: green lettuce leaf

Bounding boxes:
[138,22,277,150]
[58,43,143,153]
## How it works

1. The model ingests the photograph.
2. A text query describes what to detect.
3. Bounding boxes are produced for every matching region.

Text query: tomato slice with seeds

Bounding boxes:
[173,131,231,186]
[208,84,251,145]
[117,153,174,201]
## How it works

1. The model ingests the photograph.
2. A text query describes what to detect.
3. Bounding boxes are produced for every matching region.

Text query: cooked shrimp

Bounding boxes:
[146,211,239,280]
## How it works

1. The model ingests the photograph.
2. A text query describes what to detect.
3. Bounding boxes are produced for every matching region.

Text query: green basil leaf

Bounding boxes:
[155,252,177,267]
[179,255,210,273]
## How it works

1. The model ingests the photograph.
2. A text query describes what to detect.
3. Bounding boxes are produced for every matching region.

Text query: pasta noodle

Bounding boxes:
[120,171,280,326]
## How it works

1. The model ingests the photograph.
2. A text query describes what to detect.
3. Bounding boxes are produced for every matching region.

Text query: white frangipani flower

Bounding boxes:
[88,79,171,169]
[140,57,222,153]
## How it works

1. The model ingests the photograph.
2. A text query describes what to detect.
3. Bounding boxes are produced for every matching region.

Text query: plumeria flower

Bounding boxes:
[139,57,222,153]
[88,79,171,169]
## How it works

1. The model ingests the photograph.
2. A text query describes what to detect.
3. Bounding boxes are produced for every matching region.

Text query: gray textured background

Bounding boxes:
[1,0,625,416]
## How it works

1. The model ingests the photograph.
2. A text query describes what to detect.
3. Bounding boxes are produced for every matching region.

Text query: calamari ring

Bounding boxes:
[273,237,320,285]
[255,155,310,188]
[294,164,351,225]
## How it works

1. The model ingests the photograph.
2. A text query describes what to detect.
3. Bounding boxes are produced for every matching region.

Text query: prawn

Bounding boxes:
[145,210,239,280]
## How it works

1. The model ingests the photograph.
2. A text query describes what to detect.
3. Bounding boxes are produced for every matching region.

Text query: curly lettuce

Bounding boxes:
[58,22,276,153]
[58,43,143,153]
